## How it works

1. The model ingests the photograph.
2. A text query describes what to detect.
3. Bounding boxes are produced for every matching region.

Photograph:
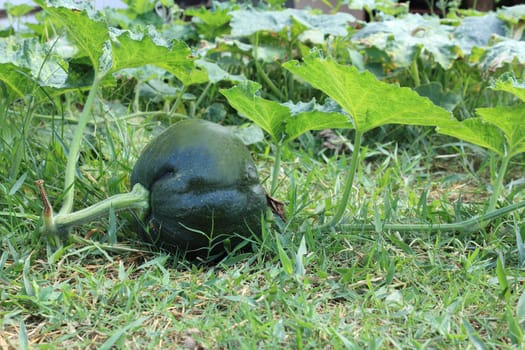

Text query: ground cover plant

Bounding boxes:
[1,0,525,348]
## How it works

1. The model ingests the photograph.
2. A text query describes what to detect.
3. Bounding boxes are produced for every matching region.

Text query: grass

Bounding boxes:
[1,102,524,349]
[1,220,523,348]
[1,7,524,343]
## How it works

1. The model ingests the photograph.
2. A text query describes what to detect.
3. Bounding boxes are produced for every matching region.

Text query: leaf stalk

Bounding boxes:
[336,199,525,233]
[486,153,511,215]
[329,130,362,226]
[38,182,149,238]
[271,143,283,195]
[59,74,104,215]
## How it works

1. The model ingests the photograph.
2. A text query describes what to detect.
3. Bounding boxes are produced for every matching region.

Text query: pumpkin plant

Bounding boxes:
[32,0,206,219]
[37,118,268,258]
[436,76,525,226]
[281,53,455,226]
[223,53,525,232]
[32,2,269,257]
[223,53,452,226]
[285,57,525,231]
[220,80,352,193]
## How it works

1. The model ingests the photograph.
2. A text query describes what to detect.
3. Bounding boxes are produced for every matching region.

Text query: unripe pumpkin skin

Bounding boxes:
[130,119,267,258]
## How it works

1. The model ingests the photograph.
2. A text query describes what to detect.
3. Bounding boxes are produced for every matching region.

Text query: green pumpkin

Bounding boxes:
[130,119,267,258]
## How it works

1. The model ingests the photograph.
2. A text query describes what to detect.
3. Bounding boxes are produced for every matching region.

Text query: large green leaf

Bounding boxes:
[195,60,245,83]
[39,2,205,85]
[437,98,525,159]
[497,4,525,26]
[478,38,525,71]
[453,13,506,54]
[0,63,35,98]
[221,81,289,141]
[5,3,35,17]
[283,55,452,133]
[493,76,525,103]
[0,36,70,94]
[121,0,156,15]
[285,111,352,141]
[352,14,460,69]
[109,28,206,85]
[343,0,400,10]
[436,118,506,156]
[283,99,353,140]
[481,77,525,158]
[221,81,353,142]
[229,9,354,38]
[414,82,461,112]
[477,105,525,157]
[38,5,109,72]
[186,7,231,40]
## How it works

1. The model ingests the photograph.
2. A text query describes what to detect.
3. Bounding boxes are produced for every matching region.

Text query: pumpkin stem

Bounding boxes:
[53,183,150,233]
[37,182,150,246]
